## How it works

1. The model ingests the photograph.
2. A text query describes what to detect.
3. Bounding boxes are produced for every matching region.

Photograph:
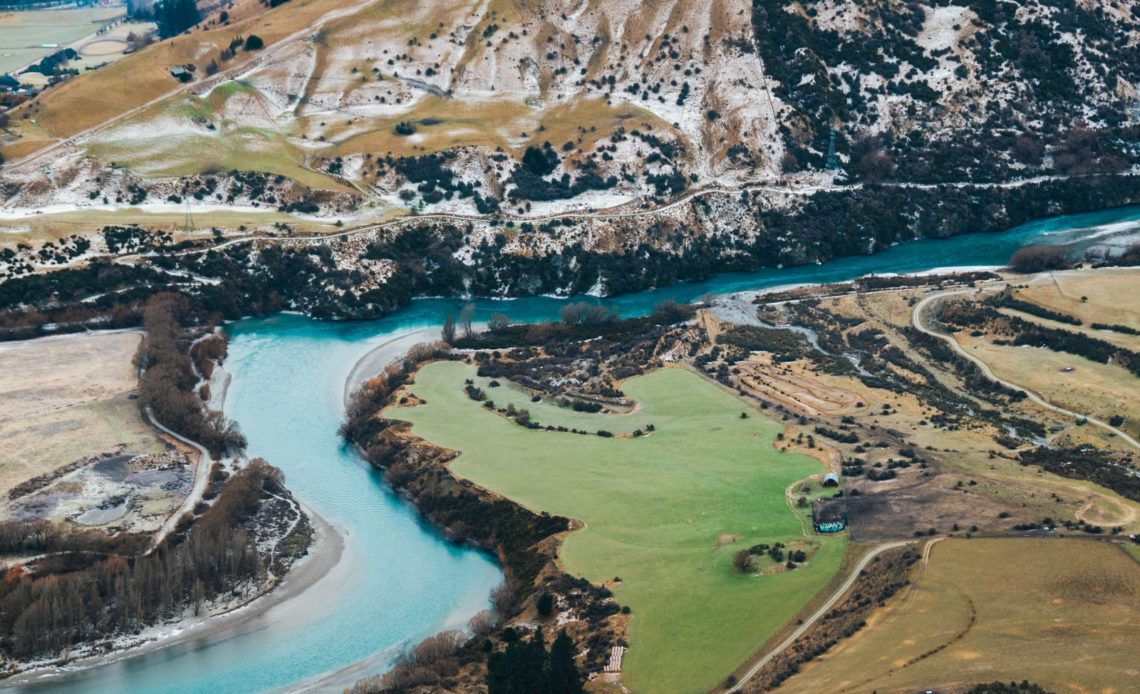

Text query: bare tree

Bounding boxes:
[467,609,497,636]
[459,303,475,338]
[441,315,456,344]
[488,312,510,332]
[490,579,518,616]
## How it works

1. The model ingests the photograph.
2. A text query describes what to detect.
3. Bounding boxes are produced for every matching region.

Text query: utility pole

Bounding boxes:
[183,197,195,231]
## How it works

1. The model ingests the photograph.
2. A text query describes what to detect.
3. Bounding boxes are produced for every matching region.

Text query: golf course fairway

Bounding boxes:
[390,362,846,694]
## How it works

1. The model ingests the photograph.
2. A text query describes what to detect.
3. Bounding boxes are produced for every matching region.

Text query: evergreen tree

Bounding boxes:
[155,0,201,39]
[487,629,583,694]
[546,630,584,694]
[520,628,546,690]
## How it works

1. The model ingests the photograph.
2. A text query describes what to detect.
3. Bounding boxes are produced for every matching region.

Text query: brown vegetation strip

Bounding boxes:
[741,545,920,692]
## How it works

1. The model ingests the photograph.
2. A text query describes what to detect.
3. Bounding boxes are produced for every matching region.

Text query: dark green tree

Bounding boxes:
[546,630,584,694]
[536,592,555,618]
[522,143,560,176]
[155,0,200,38]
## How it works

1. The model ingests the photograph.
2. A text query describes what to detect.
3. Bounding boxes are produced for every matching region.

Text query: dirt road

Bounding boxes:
[145,407,213,552]
[911,288,1140,452]
[726,540,912,693]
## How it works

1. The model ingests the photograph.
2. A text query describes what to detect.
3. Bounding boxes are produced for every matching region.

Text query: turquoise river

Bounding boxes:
[12,206,1140,693]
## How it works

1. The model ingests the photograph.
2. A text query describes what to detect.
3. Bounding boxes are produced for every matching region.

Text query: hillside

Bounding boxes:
[1,0,1139,312]
[3,0,1138,210]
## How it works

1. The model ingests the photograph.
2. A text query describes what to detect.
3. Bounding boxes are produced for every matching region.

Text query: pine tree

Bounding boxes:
[155,0,201,39]
[546,630,584,694]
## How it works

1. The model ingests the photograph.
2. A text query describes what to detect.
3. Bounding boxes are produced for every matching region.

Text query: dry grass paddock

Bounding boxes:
[0,331,163,496]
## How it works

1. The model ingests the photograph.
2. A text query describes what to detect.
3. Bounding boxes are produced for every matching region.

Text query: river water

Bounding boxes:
[13,206,1140,693]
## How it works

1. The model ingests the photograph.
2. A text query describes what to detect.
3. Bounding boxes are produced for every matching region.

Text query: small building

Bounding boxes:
[812,497,848,534]
[822,472,840,488]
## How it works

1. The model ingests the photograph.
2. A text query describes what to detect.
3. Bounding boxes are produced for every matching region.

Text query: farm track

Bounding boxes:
[725,540,912,693]
[911,288,1140,453]
[113,171,1131,268]
[144,406,214,553]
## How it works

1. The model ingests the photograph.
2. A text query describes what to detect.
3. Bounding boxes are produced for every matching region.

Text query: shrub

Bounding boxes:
[522,143,560,176]
[1008,245,1072,273]
[732,549,753,573]
[536,592,555,617]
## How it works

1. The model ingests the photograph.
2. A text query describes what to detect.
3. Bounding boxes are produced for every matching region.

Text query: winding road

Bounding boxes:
[144,407,214,552]
[911,288,1140,453]
[726,540,912,693]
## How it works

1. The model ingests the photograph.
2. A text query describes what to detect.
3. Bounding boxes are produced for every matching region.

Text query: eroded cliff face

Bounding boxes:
[4,0,1138,222]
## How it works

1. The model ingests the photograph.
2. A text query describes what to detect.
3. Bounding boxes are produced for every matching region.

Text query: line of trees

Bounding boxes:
[1007,245,1074,273]
[155,0,201,38]
[1005,320,1140,377]
[0,460,281,661]
[136,293,246,456]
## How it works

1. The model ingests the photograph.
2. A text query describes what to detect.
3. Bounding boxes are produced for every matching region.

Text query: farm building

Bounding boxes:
[812,497,847,534]
[822,472,840,487]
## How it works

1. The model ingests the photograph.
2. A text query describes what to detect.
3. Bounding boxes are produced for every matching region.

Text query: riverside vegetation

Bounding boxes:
[0,292,312,675]
[0,459,309,666]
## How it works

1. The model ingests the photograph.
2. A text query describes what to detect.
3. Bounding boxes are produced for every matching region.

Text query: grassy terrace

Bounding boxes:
[776,538,1140,693]
[390,362,845,694]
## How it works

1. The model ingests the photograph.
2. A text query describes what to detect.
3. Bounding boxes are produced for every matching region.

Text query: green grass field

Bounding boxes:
[390,363,846,694]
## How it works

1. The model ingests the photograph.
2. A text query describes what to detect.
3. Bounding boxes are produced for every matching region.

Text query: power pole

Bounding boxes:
[183,197,195,231]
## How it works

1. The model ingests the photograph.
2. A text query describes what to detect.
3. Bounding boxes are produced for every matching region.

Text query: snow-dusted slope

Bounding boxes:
[2,0,1139,218]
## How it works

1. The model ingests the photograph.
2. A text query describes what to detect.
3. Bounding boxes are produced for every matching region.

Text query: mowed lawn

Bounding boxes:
[775,538,1140,694]
[389,362,845,694]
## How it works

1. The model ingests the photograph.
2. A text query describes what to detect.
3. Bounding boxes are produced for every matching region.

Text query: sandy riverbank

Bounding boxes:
[343,327,442,407]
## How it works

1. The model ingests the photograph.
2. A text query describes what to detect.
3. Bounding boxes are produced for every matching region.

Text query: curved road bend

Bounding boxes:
[911,289,1140,453]
[726,540,912,693]
[144,407,215,552]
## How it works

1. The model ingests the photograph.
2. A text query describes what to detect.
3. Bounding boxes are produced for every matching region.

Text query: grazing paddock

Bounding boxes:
[773,537,1140,694]
[0,331,163,496]
[1016,267,1140,332]
[0,7,124,75]
[84,87,346,190]
[956,333,1140,441]
[390,362,845,694]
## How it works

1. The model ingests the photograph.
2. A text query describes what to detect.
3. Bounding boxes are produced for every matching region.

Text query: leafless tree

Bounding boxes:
[459,303,475,338]
[467,609,497,636]
[488,312,510,332]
